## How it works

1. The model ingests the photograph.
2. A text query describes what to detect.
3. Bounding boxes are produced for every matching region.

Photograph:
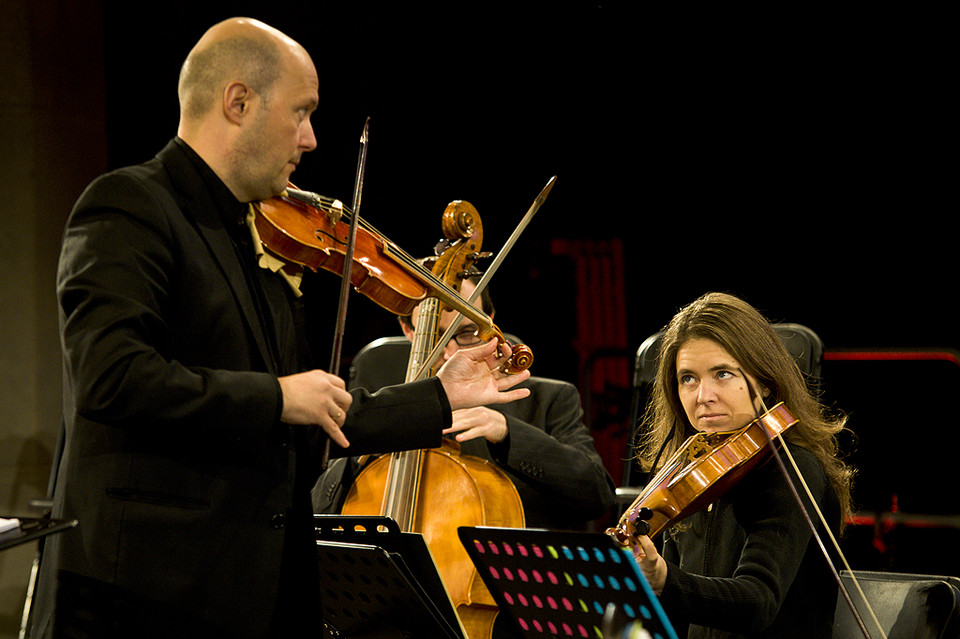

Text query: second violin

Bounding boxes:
[607,402,797,546]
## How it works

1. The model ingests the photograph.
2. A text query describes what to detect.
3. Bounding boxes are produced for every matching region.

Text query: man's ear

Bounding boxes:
[223,81,253,125]
[398,316,414,341]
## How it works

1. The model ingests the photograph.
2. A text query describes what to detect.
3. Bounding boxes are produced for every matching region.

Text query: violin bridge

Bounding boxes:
[326,199,344,226]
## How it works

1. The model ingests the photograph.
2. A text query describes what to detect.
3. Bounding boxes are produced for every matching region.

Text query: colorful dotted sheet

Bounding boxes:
[458,526,677,639]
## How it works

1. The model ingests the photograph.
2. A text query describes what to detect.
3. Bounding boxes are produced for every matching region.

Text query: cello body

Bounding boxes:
[342,441,524,637]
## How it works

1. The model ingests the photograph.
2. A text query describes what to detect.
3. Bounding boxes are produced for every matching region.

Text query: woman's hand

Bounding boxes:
[631,535,668,595]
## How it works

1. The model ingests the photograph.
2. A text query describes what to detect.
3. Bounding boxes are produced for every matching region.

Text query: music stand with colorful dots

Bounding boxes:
[457,526,677,639]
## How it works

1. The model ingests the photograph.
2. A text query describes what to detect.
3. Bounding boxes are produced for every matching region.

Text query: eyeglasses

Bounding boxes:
[452,327,484,348]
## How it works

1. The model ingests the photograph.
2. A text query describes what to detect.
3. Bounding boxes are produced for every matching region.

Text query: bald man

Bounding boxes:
[33,18,528,638]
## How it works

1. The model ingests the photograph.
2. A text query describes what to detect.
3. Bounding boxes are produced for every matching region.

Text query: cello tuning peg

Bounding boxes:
[469,251,494,261]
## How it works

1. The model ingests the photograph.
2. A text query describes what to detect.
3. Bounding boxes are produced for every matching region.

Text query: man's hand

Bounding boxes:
[445,406,508,443]
[436,339,531,410]
[278,370,352,448]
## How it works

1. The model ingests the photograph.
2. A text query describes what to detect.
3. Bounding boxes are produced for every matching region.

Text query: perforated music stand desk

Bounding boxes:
[0,517,77,552]
[458,526,677,639]
[314,515,466,639]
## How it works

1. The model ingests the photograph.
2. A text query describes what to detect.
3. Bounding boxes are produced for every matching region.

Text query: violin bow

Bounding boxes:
[412,175,556,381]
[321,117,370,471]
[746,380,883,638]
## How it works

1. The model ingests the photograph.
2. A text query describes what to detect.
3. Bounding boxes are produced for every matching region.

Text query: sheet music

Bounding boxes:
[0,518,19,534]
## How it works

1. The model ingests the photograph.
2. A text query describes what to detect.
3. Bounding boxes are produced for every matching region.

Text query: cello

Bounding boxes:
[341,200,527,639]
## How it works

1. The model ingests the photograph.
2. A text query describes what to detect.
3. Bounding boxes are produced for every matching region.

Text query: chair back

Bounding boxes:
[348,336,411,391]
[834,570,960,639]
[348,333,525,392]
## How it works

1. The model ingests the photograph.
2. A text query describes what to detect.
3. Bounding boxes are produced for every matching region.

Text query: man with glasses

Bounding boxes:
[313,275,617,532]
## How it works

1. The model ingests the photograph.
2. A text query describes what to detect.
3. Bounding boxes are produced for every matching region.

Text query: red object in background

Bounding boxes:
[550,238,630,486]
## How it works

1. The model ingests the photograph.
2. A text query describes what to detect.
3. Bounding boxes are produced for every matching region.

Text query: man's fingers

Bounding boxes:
[321,421,350,449]
[484,386,531,405]
[323,398,350,448]
[497,368,531,389]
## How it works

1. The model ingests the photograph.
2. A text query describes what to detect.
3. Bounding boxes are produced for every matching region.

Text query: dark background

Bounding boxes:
[102,3,954,356]
[99,3,956,574]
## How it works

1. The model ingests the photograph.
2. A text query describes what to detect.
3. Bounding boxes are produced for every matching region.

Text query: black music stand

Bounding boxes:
[0,517,77,552]
[458,526,677,639]
[314,515,466,639]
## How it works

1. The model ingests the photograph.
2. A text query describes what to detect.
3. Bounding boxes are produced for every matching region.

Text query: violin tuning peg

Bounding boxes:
[458,267,483,279]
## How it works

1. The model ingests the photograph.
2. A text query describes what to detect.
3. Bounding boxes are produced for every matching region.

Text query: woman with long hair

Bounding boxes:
[633,292,854,638]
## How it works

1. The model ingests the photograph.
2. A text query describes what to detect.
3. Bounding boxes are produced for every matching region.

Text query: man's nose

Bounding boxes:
[441,339,459,361]
[301,121,317,152]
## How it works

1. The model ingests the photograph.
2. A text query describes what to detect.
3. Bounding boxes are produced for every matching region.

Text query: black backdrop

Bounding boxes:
[100,2,956,571]
[102,3,954,358]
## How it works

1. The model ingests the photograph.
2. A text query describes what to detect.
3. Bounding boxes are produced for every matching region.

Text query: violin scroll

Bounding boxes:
[498,342,534,374]
[606,507,652,546]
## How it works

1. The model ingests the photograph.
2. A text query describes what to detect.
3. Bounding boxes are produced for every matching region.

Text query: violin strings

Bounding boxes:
[328,201,479,309]
[286,190,493,314]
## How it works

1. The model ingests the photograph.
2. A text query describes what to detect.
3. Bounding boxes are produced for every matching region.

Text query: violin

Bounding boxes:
[610,395,882,637]
[251,186,532,373]
[607,402,797,545]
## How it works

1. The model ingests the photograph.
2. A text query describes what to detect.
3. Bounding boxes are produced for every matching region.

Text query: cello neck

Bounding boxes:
[405,297,442,383]
[381,297,442,530]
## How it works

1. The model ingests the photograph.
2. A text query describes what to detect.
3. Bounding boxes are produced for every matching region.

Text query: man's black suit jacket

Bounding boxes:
[33,139,448,638]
